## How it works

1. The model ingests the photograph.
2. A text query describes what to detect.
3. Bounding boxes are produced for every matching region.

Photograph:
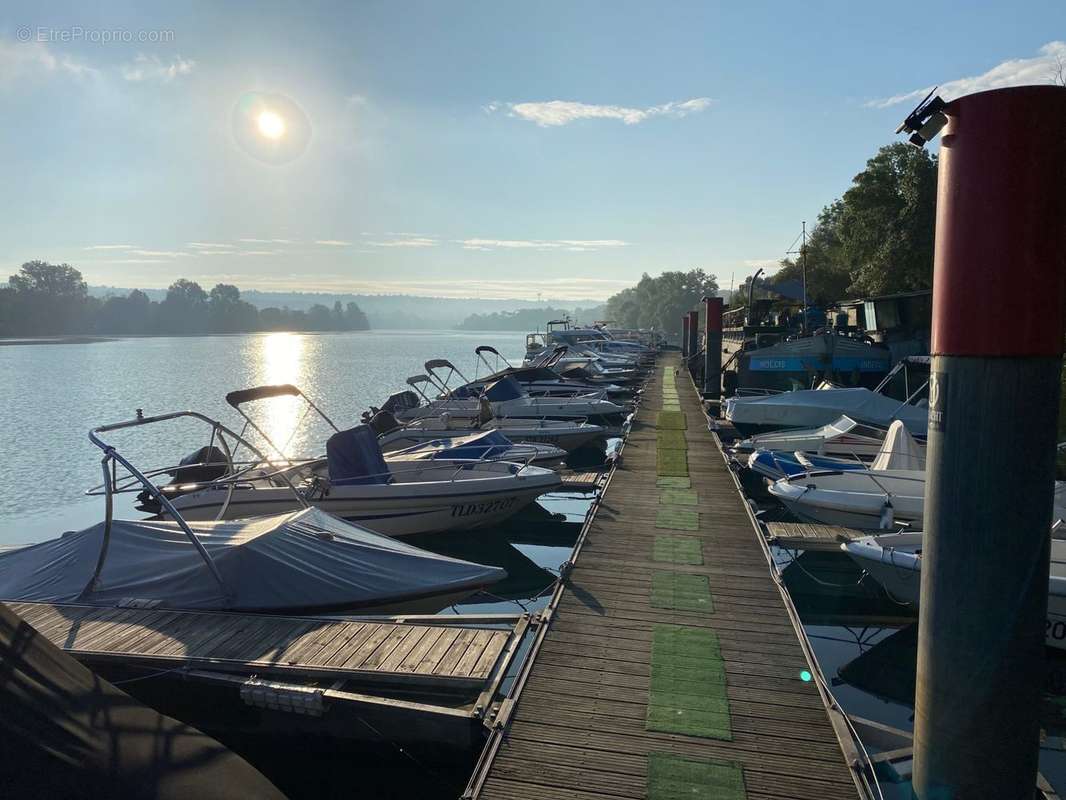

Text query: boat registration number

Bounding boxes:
[1047,618,1066,643]
[451,496,519,518]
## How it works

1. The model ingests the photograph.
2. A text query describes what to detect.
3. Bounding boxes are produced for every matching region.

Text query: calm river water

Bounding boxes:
[2,331,1064,797]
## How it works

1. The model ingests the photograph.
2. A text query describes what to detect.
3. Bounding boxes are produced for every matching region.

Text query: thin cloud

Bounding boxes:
[84,244,134,251]
[237,250,277,256]
[866,41,1066,108]
[493,97,713,127]
[128,249,189,258]
[238,238,293,245]
[121,53,195,83]
[314,240,353,247]
[187,242,234,249]
[0,39,96,85]
[458,238,630,251]
[367,238,437,248]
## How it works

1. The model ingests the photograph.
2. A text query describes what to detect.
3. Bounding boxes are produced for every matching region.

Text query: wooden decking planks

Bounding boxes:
[475,353,861,800]
[765,522,866,552]
[8,601,510,688]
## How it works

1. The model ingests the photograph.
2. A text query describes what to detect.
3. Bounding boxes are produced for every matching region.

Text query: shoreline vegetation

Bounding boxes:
[0,263,370,338]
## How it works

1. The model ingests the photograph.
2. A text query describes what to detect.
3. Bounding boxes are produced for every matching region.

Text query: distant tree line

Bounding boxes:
[455,304,606,331]
[603,269,719,336]
[0,261,370,337]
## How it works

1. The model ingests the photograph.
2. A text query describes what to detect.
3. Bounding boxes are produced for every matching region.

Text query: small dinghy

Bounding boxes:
[767,421,927,529]
[843,529,1066,651]
[0,412,507,614]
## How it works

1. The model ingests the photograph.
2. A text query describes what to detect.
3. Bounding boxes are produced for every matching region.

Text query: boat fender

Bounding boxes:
[879,499,895,530]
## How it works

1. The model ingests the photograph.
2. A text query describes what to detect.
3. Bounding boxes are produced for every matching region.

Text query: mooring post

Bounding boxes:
[912,86,1066,800]
[687,310,700,377]
[702,296,723,399]
[681,314,689,359]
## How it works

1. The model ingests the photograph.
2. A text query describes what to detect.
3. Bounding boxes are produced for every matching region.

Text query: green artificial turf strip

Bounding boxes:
[651,572,714,612]
[656,476,691,489]
[657,429,687,450]
[655,507,699,530]
[653,535,703,565]
[659,488,698,506]
[656,448,689,478]
[647,625,732,740]
[647,753,747,800]
[656,411,686,430]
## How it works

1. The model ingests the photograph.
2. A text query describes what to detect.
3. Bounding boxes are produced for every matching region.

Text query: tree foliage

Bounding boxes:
[1,262,371,337]
[603,270,719,335]
[771,143,938,303]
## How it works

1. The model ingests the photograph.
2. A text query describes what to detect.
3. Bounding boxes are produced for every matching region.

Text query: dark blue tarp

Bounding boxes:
[433,429,512,460]
[484,376,523,402]
[327,425,391,485]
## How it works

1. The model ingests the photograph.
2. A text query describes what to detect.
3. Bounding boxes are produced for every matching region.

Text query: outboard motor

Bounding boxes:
[136,445,229,512]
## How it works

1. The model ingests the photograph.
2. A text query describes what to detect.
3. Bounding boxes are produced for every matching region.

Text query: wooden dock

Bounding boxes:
[765,522,867,553]
[466,353,868,799]
[9,601,518,692]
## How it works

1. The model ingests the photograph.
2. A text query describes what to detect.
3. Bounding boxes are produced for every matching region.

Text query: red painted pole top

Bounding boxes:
[704,297,723,333]
[933,86,1066,357]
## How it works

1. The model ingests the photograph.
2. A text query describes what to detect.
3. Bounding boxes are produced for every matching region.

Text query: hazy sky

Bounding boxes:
[1,1,1064,300]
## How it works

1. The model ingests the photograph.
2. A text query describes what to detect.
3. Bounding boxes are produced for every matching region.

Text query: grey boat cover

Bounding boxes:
[727,386,928,435]
[0,603,287,799]
[0,508,505,612]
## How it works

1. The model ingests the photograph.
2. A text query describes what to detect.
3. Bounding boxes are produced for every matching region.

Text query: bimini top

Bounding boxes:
[484,376,524,402]
[421,429,513,460]
[327,425,391,486]
[0,507,505,613]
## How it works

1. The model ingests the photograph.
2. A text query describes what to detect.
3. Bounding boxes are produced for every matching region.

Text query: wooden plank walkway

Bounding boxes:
[470,353,863,800]
[9,601,511,690]
[765,522,866,552]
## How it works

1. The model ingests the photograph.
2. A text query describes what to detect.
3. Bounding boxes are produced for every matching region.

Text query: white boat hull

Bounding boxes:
[769,470,926,530]
[844,533,1066,651]
[163,465,562,537]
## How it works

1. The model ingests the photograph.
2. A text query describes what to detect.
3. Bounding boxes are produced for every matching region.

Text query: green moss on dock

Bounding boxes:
[647,625,733,740]
[653,535,703,565]
[651,572,714,612]
[655,507,699,530]
[656,411,687,430]
[656,448,689,477]
[647,753,746,800]
[657,429,687,450]
[656,476,691,489]
[659,488,697,506]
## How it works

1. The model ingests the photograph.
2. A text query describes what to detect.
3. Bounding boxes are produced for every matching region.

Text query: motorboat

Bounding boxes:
[842,531,1066,650]
[747,418,926,482]
[747,449,869,482]
[395,368,629,428]
[467,346,635,400]
[382,428,567,469]
[767,421,928,529]
[365,400,607,456]
[0,410,507,614]
[734,415,924,461]
[158,384,564,536]
[724,357,931,436]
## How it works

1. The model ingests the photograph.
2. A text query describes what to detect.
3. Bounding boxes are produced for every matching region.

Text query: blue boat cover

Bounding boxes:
[432,429,512,460]
[327,425,391,485]
[484,376,523,402]
[748,449,868,481]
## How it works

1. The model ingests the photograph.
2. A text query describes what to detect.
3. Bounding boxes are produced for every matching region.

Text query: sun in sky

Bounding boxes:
[257,110,286,140]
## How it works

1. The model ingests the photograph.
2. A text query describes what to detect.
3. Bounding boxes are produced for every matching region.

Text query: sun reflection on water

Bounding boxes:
[255,332,307,457]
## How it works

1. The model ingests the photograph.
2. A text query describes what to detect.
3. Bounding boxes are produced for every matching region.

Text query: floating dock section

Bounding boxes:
[467,352,867,799]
